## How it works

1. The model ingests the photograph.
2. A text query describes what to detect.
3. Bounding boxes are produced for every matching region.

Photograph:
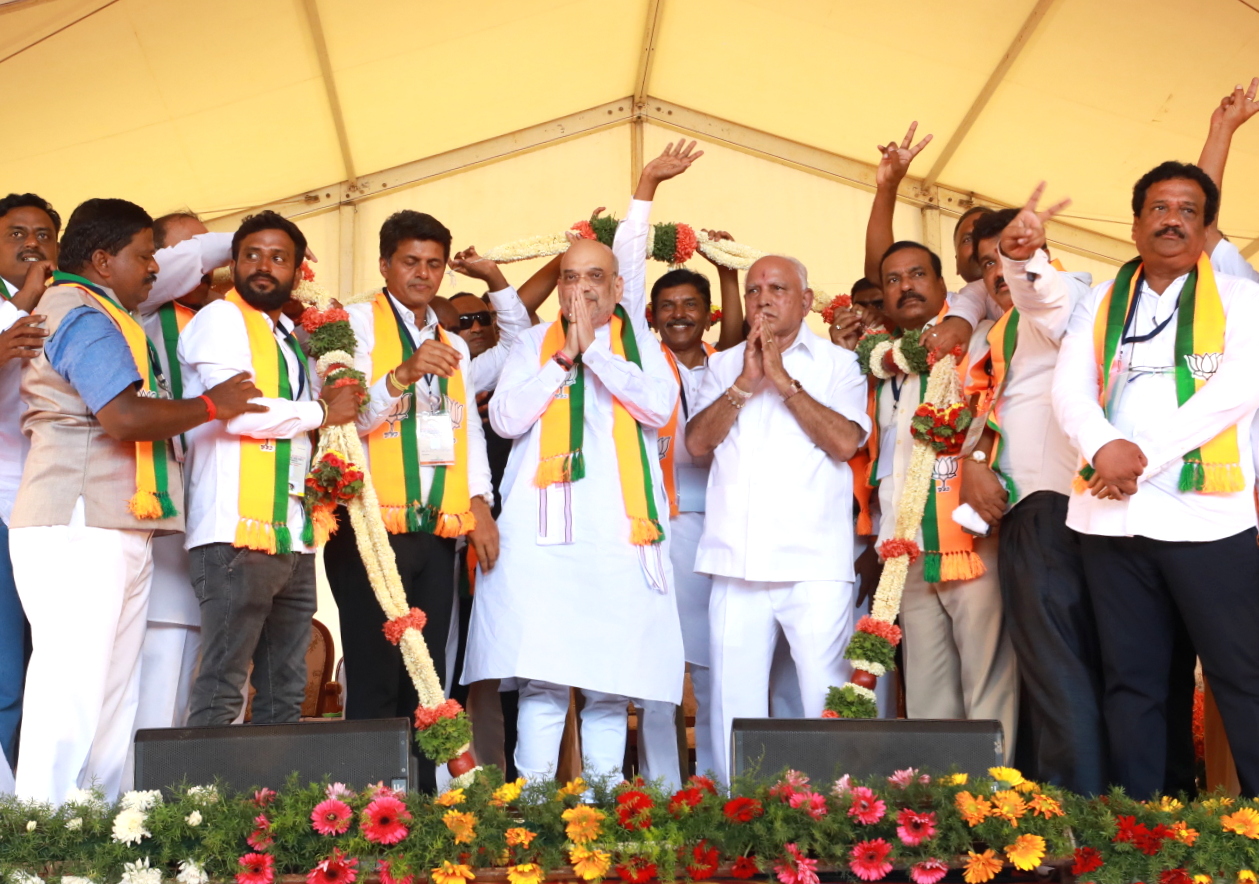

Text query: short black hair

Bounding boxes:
[0,193,62,233]
[971,207,1020,249]
[953,205,994,238]
[1132,161,1220,226]
[58,198,153,274]
[231,210,308,264]
[153,211,201,249]
[852,276,880,295]
[650,268,711,312]
[880,240,943,279]
[379,210,452,262]
[450,291,484,310]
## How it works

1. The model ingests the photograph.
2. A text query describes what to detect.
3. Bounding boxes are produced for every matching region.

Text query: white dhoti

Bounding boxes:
[709,577,854,784]
[12,499,154,804]
[135,534,200,731]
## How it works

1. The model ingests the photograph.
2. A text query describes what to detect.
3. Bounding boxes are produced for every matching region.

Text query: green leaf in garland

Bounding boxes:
[651,223,678,264]
[589,213,619,247]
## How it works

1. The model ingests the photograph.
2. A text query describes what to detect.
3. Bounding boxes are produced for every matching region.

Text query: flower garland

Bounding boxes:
[15,766,1259,884]
[293,272,477,779]
[483,213,765,270]
[816,293,851,325]
[827,353,965,719]
[855,328,931,379]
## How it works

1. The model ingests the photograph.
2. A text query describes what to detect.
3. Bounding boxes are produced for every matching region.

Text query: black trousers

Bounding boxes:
[324,507,456,791]
[1079,528,1259,798]
[997,491,1107,795]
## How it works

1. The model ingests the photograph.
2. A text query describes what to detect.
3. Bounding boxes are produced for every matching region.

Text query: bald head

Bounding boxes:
[745,253,812,342]
[749,254,808,289]
[559,239,624,327]
[154,212,208,250]
[562,238,619,275]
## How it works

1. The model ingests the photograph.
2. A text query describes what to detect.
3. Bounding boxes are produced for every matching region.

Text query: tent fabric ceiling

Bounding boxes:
[3,0,1259,254]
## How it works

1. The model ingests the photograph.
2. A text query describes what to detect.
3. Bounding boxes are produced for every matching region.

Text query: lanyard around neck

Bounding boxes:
[1121,272,1183,346]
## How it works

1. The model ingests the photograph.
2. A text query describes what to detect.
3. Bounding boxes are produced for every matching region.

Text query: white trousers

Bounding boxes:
[135,536,201,731]
[709,577,854,784]
[632,698,681,788]
[12,500,154,804]
[515,679,627,784]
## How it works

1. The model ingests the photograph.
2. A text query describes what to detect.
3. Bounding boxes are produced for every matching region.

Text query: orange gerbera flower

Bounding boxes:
[492,779,526,807]
[435,788,465,807]
[431,863,475,884]
[507,864,544,884]
[991,791,1027,826]
[562,804,605,844]
[556,778,588,799]
[1005,834,1046,871]
[443,810,477,844]
[506,827,537,848]
[964,850,1004,884]
[955,791,991,827]
[1028,794,1064,819]
[1171,821,1200,846]
[1222,807,1259,839]
[570,847,612,881]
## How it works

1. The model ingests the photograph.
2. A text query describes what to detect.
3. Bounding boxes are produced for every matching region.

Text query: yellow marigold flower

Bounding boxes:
[570,847,612,881]
[989,767,1025,787]
[1028,794,1064,819]
[1222,807,1259,839]
[492,778,526,807]
[1194,876,1212,884]
[556,777,588,799]
[956,791,992,827]
[506,827,537,848]
[991,790,1027,826]
[1238,871,1256,884]
[1160,796,1185,812]
[1005,834,1046,871]
[943,773,968,786]
[508,864,544,884]
[562,804,605,845]
[1014,780,1038,793]
[432,863,475,884]
[435,788,466,807]
[1171,821,1199,846]
[964,849,1004,884]
[443,810,478,844]
[1205,797,1237,812]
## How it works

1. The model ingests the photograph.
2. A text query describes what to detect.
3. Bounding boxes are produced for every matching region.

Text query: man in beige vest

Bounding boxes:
[10,198,262,804]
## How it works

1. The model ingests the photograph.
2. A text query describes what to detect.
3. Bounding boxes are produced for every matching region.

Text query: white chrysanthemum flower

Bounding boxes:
[120,858,161,884]
[111,808,151,845]
[185,785,218,804]
[62,877,96,884]
[25,820,36,831]
[185,810,202,827]
[10,871,42,884]
[64,787,106,811]
[119,790,162,812]
[66,817,83,831]
[176,861,208,884]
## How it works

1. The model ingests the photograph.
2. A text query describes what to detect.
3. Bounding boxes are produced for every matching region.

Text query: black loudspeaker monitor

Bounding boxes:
[134,718,415,795]
[731,718,1004,783]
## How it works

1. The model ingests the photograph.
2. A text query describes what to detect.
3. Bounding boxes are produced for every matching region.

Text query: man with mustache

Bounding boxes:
[686,254,869,783]
[1052,160,1259,799]
[962,193,1105,793]
[855,240,1018,760]
[10,198,265,802]
[179,211,359,728]
[0,193,58,780]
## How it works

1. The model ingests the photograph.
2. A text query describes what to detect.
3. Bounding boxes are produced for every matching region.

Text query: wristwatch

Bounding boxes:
[782,379,804,401]
[969,450,988,464]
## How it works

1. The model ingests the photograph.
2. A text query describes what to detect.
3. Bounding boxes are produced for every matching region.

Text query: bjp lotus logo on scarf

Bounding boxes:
[658,434,673,460]
[444,395,465,430]
[1184,352,1222,381]
[933,455,959,493]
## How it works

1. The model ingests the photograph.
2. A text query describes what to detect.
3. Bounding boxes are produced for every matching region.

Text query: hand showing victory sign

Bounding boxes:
[1000,182,1072,262]
[875,121,933,189]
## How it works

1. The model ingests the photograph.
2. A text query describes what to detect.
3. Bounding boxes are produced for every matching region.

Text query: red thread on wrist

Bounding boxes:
[198,394,217,422]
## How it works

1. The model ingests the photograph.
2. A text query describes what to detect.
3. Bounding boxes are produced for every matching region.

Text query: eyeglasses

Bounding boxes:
[457,310,493,330]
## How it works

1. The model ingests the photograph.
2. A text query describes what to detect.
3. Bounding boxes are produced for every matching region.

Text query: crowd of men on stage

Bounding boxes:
[3,78,1259,808]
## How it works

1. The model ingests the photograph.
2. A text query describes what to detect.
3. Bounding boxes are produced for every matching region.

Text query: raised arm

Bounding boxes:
[1198,77,1259,252]
[699,229,744,351]
[517,253,561,323]
[998,182,1077,340]
[864,122,933,285]
[142,232,232,316]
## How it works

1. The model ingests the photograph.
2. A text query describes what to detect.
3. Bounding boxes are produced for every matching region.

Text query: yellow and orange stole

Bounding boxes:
[366,291,474,537]
[658,343,715,519]
[536,305,665,545]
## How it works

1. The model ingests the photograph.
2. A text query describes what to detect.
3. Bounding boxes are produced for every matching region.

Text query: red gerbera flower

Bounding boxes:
[247,814,273,850]
[361,795,412,846]
[253,788,277,807]
[689,775,718,795]
[311,799,353,836]
[1072,847,1103,876]
[307,849,358,884]
[237,853,275,884]
[1160,870,1193,884]
[616,790,654,830]
[615,857,658,884]
[376,860,414,884]
[1113,815,1141,843]
[909,859,948,884]
[687,841,720,881]
[788,790,829,819]
[669,787,705,816]
[731,857,759,879]
[1135,824,1173,856]
[849,839,893,883]
[896,808,937,846]
[723,796,763,823]
[847,786,886,825]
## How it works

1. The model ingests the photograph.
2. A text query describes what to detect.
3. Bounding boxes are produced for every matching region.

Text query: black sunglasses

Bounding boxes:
[456,310,493,330]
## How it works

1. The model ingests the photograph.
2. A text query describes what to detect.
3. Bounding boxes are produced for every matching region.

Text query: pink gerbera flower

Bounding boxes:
[253,788,277,807]
[847,786,886,825]
[311,799,353,836]
[236,853,275,884]
[788,790,829,819]
[377,860,414,884]
[774,843,819,884]
[849,839,894,883]
[909,858,949,884]
[362,795,412,845]
[246,814,273,850]
[896,808,937,846]
[887,768,920,788]
[769,769,810,801]
[832,774,852,796]
[325,782,354,800]
[307,848,358,884]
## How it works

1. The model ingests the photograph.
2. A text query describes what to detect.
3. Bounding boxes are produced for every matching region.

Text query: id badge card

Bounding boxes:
[288,433,312,498]
[418,411,456,466]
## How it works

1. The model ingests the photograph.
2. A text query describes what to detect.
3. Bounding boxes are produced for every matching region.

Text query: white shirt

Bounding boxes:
[982,249,1092,501]
[1052,263,1259,542]
[178,298,323,552]
[347,290,492,503]
[946,278,1005,327]
[0,276,27,523]
[1211,236,1259,284]
[465,286,531,394]
[694,324,870,583]
[140,232,232,317]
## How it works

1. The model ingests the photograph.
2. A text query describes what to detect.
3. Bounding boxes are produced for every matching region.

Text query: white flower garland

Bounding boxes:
[868,341,895,380]
[848,659,886,678]
[483,227,765,270]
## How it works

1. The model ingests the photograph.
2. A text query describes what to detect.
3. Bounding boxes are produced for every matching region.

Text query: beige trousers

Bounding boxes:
[899,532,1019,761]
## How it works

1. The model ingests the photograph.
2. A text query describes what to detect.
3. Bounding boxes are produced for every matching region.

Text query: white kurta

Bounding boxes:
[462,318,685,703]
